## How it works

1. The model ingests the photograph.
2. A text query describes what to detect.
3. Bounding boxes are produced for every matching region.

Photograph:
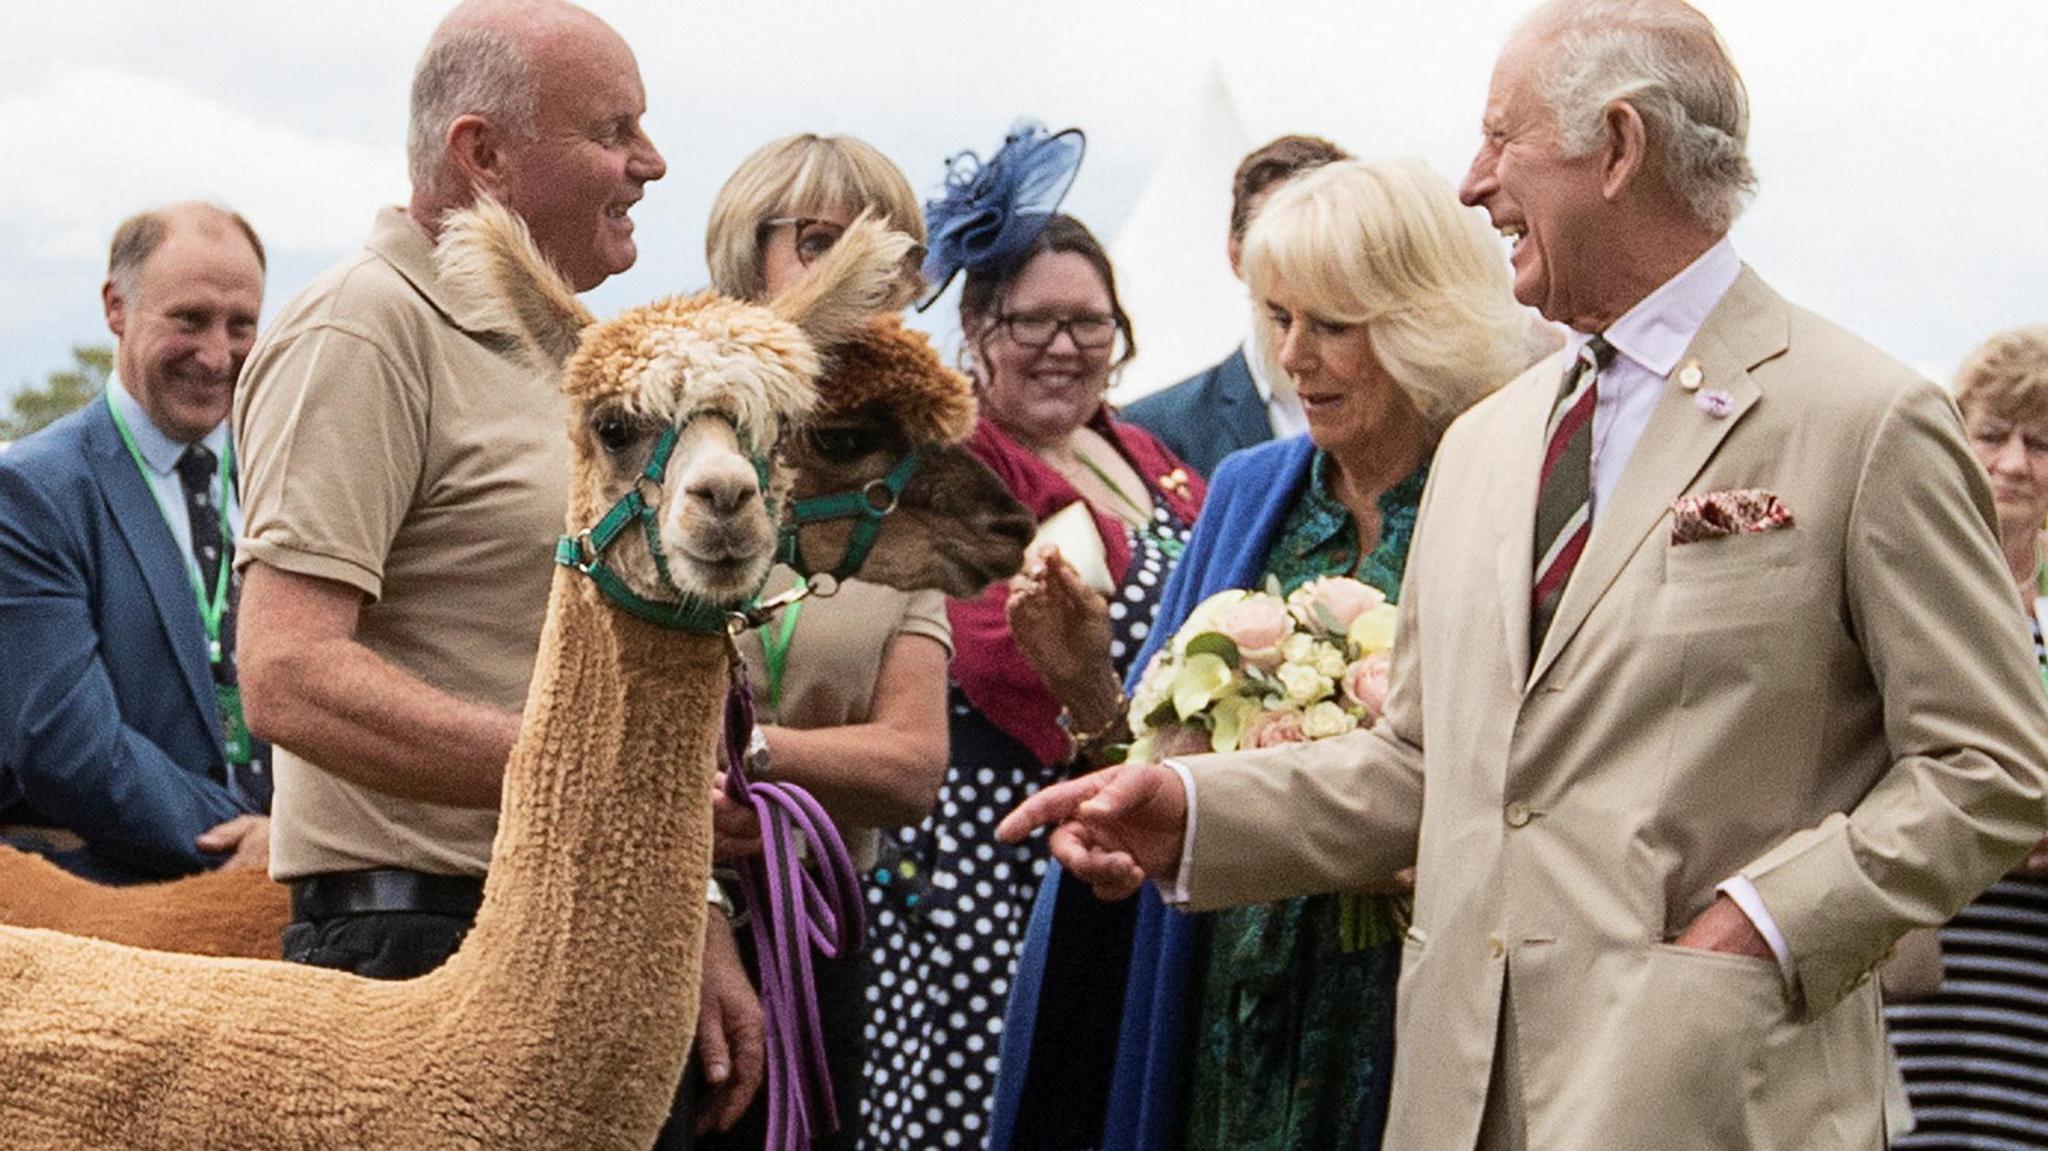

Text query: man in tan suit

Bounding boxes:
[1000,1,2048,1146]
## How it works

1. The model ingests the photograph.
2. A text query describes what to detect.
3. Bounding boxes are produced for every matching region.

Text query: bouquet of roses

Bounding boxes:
[1126,575,1400,765]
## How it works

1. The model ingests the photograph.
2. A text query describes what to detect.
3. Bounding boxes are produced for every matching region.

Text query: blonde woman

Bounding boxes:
[675,133,950,1151]
[992,158,1552,1151]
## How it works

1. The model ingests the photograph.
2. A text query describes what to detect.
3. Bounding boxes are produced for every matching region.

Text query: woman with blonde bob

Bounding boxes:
[991,157,1552,1151]
[672,132,952,1151]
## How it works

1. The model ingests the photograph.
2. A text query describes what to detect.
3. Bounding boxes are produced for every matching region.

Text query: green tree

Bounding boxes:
[2,345,111,442]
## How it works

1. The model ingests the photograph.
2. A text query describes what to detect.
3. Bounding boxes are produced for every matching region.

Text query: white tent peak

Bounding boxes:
[1107,61,1256,406]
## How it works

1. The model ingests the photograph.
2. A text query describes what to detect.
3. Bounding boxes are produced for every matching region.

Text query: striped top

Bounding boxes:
[1886,613,2048,1148]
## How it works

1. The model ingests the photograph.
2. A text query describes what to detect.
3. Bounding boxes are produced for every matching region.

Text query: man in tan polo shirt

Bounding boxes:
[234,0,763,1130]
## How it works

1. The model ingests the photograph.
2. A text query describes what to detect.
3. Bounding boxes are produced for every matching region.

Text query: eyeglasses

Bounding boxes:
[760,217,846,267]
[994,311,1119,350]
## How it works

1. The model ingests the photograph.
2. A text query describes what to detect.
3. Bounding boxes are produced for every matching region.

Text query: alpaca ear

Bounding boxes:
[766,210,917,352]
[434,195,593,371]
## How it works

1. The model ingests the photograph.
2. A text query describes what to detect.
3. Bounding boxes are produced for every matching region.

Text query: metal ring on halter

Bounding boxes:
[805,572,840,598]
[572,530,599,571]
[861,477,901,516]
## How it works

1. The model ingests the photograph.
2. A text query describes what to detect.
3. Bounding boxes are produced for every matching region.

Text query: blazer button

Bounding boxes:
[1488,935,1507,959]
[1503,800,1533,828]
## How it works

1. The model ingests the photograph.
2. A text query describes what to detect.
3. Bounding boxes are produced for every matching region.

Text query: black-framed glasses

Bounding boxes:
[760,217,846,266]
[995,311,1119,350]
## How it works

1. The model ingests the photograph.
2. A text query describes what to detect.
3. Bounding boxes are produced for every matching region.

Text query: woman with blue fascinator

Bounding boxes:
[860,121,1206,1144]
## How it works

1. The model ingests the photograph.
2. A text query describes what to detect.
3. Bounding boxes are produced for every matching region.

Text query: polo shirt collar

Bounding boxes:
[366,205,521,338]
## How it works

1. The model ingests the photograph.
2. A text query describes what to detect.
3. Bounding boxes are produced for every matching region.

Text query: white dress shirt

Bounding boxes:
[1244,327,1309,441]
[107,373,241,577]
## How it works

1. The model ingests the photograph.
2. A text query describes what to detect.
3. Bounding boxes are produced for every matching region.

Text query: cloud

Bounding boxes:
[0,64,402,265]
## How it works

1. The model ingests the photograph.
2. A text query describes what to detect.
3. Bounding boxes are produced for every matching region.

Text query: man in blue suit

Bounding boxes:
[1120,135,1349,477]
[0,202,272,883]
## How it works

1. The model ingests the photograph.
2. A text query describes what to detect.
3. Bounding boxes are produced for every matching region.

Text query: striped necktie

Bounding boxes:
[1531,335,1614,653]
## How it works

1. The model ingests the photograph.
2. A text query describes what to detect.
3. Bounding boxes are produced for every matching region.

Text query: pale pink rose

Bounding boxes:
[1150,724,1216,760]
[1215,596,1291,670]
[1296,577,1386,633]
[1341,651,1394,721]
[1242,709,1307,749]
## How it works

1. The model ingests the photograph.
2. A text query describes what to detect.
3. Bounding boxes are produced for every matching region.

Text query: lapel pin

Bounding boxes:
[1677,359,1704,391]
[1696,388,1734,419]
[1159,468,1190,499]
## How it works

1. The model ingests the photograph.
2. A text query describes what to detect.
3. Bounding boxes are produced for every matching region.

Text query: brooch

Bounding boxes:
[1158,467,1192,499]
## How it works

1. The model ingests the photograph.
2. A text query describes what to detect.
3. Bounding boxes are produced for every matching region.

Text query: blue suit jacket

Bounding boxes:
[0,397,263,882]
[1118,347,1273,479]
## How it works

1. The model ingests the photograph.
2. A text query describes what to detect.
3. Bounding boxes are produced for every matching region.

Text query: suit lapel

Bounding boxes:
[84,403,219,736]
[1489,357,1565,686]
[1215,349,1272,446]
[1528,268,1789,688]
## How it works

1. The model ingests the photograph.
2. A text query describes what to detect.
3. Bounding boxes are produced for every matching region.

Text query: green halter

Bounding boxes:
[556,419,774,634]
[776,447,925,583]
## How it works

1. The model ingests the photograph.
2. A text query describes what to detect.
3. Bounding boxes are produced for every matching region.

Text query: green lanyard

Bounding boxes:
[761,577,806,713]
[104,388,234,666]
[1075,452,1184,561]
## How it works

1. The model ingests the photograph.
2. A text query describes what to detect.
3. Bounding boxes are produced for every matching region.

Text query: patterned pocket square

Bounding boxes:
[1669,488,1794,544]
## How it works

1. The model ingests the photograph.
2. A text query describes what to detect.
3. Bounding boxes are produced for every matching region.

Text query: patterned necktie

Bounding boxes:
[174,444,236,680]
[1531,335,1614,654]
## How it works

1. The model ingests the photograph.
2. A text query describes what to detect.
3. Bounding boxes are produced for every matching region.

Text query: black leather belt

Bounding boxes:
[289,868,485,922]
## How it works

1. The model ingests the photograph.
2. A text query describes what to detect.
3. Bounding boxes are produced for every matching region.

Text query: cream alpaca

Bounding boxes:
[0,200,914,1150]
[0,235,1031,965]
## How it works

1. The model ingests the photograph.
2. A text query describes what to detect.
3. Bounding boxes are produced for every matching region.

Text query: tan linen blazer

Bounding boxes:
[1180,269,2048,1149]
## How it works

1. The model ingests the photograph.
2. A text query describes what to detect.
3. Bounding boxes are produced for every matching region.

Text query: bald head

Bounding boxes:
[108,202,265,303]
[406,0,618,196]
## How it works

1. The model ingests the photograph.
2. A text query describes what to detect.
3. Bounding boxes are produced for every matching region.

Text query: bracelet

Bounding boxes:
[1058,691,1132,768]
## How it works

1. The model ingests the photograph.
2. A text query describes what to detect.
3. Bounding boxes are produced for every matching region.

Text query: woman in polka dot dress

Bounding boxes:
[859,212,1204,1149]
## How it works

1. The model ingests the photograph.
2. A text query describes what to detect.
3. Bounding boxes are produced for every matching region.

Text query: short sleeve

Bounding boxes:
[895,587,953,656]
[235,323,429,601]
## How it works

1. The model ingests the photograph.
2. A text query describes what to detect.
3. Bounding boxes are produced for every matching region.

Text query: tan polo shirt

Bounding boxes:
[734,566,951,867]
[235,207,570,881]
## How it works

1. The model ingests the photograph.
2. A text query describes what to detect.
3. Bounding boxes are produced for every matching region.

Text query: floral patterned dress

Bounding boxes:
[861,499,1191,1149]
[1180,451,1426,1151]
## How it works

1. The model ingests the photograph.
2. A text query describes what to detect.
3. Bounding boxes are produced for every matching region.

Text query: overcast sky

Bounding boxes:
[2,0,2043,401]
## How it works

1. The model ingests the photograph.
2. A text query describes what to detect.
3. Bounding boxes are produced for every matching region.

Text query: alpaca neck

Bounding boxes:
[434,568,727,1116]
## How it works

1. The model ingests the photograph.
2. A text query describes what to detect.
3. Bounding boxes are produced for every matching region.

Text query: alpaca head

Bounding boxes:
[781,316,1033,599]
[437,198,917,611]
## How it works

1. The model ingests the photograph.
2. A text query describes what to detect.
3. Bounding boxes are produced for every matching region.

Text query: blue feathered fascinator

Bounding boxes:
[917,120,1086,310]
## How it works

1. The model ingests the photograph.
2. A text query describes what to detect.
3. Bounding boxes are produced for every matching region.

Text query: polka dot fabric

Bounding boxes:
[859,505,1188,1148]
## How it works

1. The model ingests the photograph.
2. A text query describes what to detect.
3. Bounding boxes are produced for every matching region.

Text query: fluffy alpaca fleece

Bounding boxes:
[0,580,727,1148]
[0,847,287,959]
[819,315,978,446]
[0,196,913,1151]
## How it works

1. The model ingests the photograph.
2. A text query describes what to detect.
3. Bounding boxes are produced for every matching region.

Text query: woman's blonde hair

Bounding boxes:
[1955,325,2048,430]
[705,133,926,302]
[1242,157,1551,430]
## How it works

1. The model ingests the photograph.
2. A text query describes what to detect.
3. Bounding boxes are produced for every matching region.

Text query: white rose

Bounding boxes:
[1275,661,1331,707]
[1280,632,1317,664]
[1301,700,1359,740]
[1310,641,1347,679]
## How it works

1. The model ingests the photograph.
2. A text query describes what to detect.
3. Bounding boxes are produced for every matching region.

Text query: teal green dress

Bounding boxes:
[1181,450,1426,1151]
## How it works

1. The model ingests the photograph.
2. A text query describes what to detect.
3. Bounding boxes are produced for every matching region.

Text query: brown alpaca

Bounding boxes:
[0,200,918,1150]
[0,847,288,958]
[0,242,1029,965]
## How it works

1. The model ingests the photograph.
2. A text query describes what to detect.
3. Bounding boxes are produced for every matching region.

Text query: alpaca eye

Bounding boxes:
[806,426,877,462]
[593,415,638,455]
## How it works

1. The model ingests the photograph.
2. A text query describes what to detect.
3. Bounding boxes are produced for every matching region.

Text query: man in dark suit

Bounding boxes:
[0,202,271,883]
[1119,134,1349,477]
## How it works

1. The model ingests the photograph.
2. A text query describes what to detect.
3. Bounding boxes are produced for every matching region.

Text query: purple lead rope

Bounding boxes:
[720,677,866,1149]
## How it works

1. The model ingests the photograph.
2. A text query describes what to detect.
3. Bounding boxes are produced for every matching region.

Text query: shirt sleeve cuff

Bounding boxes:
[1716,874,1794,977]
[1158,759,1199,905]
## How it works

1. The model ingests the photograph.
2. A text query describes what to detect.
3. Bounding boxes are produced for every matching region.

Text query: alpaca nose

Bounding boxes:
[686,467,758,517]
